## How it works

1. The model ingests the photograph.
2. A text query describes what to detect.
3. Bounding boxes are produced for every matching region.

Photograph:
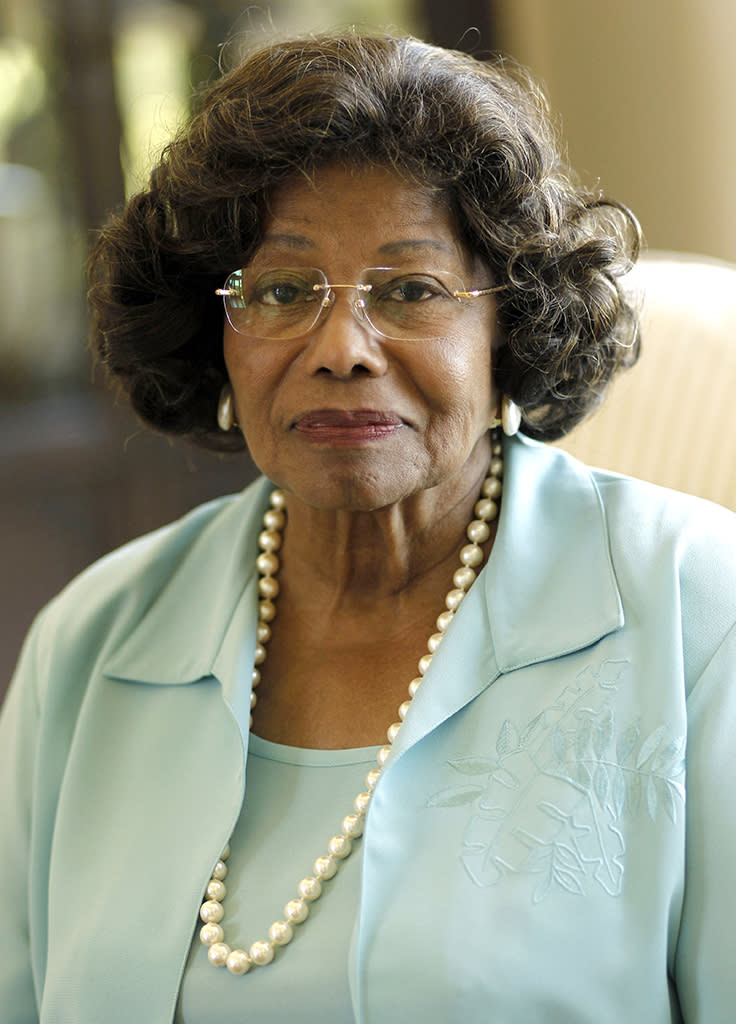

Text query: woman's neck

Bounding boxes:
[250,433,500,747]
[275,438,493,610]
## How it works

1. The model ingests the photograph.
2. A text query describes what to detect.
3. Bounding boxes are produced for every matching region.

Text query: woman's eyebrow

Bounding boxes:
[377,238,456,258]
[257,234,456,259]
[259,232,316,250]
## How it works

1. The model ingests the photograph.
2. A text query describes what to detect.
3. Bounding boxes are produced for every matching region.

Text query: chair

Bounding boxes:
[558,251,736,510]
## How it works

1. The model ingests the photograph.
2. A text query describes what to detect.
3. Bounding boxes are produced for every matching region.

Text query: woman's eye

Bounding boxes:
[259,282,306,306]
[384,277,443,303]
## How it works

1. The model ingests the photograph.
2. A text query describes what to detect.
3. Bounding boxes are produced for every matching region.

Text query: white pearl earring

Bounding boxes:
[217,383,236,432]
[501,395,521,437]
[489,396,521,436]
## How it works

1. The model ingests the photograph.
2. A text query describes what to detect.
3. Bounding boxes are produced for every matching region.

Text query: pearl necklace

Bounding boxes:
[198,435,504,975]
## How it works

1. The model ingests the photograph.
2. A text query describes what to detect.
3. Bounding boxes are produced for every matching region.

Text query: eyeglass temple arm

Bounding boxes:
[453,285,505,299]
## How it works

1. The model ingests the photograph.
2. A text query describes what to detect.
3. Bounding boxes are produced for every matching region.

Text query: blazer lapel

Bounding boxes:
[50,480,275,1022]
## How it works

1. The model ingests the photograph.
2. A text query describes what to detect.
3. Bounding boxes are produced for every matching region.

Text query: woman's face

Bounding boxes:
[223,163,499,511]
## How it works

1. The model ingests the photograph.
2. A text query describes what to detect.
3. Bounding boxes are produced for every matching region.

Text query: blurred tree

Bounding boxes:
[46,0,126,234]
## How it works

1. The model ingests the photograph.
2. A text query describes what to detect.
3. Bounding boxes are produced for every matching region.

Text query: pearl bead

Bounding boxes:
[257,622,271,644]
[365,768,382,790]
[436,609,454,632]
[453,566,476,590]
[251,668,261,686]
[460,543,483,567]
[249,940,275,965]
[212,860,228,881]
[298,876,323,901]
[284,898,309,924]
[258,529,282,553]
[427,632,443,652]
[328,834,352,859]
[387,721,402,744]
[256,552,279,576]
[466,519,490,543]
[269,489,286,509]
[418,653,433,675]
[490,457,503,476]
[226,949,252,975]
[268,920,294,946]
[354,791,371,815]
[376,745,391,766]
[208,942,231,967]
[200,900,224,923]
[475,496,498,520]
[408,676,422,697]
[221,844,230,860]
[445,589,466,611]
[258,600,276,622]
[250,690,257,710]
[200,922,224,946]
[253,643,266,665]
[398,699,411,720]
[207,879,226,901]
[492,441,502,456]
[482,476,502,499]
[342,813,364,838]
[313,855,338,880]
[258,576,279,599]
[263,508,285,530]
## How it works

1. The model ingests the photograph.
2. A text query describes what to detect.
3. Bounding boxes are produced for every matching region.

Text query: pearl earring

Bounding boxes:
[217,383,237,432]
[501,395,521,437]
[489,396,521,436]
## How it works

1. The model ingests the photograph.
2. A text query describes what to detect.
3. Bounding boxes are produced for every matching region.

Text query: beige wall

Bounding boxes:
[494,0,736,262]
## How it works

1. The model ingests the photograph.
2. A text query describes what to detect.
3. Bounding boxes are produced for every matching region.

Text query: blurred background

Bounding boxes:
[1,0,735,693]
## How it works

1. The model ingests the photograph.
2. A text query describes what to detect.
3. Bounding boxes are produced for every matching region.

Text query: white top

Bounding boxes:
[176,735,380,1023]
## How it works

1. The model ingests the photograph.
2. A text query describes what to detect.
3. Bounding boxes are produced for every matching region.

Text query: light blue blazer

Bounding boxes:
[2,435,735,1022]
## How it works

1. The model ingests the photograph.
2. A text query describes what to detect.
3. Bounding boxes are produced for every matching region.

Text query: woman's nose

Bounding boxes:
[302,296,389,378]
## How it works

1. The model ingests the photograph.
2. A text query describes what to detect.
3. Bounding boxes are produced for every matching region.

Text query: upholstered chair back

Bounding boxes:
[559,252,736,510]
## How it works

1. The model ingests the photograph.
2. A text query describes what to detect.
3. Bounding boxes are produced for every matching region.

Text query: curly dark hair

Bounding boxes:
[88,30,641,450]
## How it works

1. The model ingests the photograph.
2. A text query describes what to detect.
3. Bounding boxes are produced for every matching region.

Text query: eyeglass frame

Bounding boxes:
[215,265,503,342]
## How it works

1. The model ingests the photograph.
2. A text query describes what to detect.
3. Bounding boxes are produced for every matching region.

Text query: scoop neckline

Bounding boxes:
[248,732,382,767]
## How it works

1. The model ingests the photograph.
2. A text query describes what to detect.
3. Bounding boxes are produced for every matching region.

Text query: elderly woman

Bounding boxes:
[2,30,735,1024]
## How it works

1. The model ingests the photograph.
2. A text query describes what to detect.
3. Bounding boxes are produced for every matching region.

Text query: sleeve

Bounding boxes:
[0,622,44,1023]
[675,622,736,1021]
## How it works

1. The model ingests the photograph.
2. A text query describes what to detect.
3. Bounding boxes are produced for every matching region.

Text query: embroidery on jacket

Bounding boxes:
[426,659,685,901]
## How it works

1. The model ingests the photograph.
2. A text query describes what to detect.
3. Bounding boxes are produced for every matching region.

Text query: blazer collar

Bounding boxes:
[488,433,624,671]
[103,476,273,700]
[388,434,624,761]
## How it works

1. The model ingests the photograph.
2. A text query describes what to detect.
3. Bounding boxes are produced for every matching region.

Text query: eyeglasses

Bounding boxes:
[215,266,500,342]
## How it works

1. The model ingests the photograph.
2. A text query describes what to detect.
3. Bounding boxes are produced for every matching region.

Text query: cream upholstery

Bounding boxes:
[557,252,736,510]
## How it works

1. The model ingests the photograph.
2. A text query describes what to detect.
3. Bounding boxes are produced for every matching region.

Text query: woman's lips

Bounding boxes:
[293,409,405,443]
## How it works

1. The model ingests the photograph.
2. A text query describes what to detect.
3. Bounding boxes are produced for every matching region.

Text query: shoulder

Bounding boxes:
[584,459,736,677]
[511,433,736,564]
[22,477,271,697]
[520,434,736,584]
[508,435,736,672]
[589,463,736,587]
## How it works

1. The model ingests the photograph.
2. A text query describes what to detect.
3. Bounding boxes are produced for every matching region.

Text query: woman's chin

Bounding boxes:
[280,471,414,513]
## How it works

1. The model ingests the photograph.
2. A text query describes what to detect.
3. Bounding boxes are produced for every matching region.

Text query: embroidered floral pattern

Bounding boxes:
[426,659,685,901]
